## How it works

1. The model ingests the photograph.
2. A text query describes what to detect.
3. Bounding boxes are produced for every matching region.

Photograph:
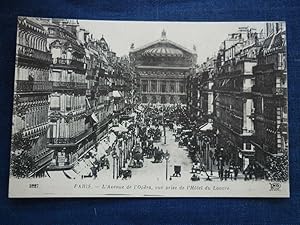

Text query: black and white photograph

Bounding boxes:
[9,17,289,197]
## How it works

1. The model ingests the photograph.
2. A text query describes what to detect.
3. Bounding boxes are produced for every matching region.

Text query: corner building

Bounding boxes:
[252,23,288,169]
[130,30,197,106]
[13,17,54,176]
[214,27,264,168]
[40,19,90,169]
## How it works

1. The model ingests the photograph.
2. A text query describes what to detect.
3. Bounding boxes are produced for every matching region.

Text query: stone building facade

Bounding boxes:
[12,17,54,176]
[130,30,197,106]
[252,23,288,169]
[213,27,264,168]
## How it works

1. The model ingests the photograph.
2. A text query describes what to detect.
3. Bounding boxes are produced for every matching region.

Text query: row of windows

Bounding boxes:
[25,105,49,129]
[141,81,185,93]
[15,66,49,81]
[50,94,86,111]
[48,117,86,139]
[50,70,86,83]
[141,95,186,104]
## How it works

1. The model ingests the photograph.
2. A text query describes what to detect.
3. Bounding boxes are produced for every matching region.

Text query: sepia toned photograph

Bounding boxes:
[9,17,289,197]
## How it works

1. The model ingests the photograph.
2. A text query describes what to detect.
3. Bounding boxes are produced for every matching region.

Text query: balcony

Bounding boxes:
[17,44,52,65]
[273,87,287,96]
[52,58,85,71]
[97,84,110,91]
[16,80,53,93]
[240,87,252,93]
[52,81,87,90]
[48,128,94,146]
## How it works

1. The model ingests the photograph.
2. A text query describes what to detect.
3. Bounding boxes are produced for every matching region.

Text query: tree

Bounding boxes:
[10,131,35,178]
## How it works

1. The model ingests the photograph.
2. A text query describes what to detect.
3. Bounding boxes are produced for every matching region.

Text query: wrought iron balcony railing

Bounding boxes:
[16,80,53,93]
[17,44,52,64]
[48,128,93,145]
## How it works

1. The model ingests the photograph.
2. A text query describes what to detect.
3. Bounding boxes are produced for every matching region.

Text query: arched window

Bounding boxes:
[170,96,175,104]
[179,95,186,104]
[142,96,147,103]
[37,38,41,50]
[152,96,157,104]
[161,95,166,104]
[31,35,35,48]
[25,33,30,46]
[19,31,24,45]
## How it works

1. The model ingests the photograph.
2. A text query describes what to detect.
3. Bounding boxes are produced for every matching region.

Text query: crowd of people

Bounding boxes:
[77,104,273,182]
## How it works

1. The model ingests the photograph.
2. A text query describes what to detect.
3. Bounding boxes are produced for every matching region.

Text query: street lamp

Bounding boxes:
[209,149,213,176]
[112,151,118,179]
[165,150,170,181]
[164,123,166,144]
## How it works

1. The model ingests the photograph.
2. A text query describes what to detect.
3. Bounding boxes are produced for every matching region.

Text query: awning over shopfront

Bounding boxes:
[47,170,68,180]
[108,132,117,145]
[91,113,99,123]
[199,122,213,131]
[73,160,92,176]
[85,97,91,109]
[96,141,110,158]
[112,90,122,98]
[129,112,137,118]
[111,124,128,133]
[63,169,79,179]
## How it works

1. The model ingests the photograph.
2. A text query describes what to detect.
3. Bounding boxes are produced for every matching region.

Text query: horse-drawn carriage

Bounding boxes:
[153,149,165,163]
[119,168,132,179]
[173,165,181,177]
[148,127,162,142]
[131,150,144,168]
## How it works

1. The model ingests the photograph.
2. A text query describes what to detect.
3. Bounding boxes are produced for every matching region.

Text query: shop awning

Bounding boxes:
[96,141,110,158]
[108,132,117,144]
[47,171,68,179]
[91,113,99,123]
[111,124,128,133]
[85,97,91,109]
[112,90,122,98]
[73,160,91,175]
[63,169,79,179]
[129,112,137,117]
[199,122,213,131]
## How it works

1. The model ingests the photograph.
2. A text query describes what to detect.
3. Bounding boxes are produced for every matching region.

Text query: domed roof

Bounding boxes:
[142,46,184,57]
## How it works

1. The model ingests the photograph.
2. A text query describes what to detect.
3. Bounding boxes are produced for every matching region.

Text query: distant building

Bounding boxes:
[12,17,54,176]
[130,30,197,106]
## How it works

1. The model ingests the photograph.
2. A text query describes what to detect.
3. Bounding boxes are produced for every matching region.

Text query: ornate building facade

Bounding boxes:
[40,19,92,169]
[130,30,197,106]
[252,23,288,169]
[12,17,54,177]
[213,27,264,168]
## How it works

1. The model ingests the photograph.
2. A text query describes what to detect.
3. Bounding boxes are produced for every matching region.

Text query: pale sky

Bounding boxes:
[79,20,266,64]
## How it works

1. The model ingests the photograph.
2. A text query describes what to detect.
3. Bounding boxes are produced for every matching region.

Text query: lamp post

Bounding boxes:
[112,151,117,179]
[163,113,166,144]
[206,139,209,171]
[164,124,166,144]
[165,150,170,181]
[209,149,213,175]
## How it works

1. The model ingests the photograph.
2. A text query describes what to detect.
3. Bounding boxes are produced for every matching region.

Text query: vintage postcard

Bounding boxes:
[9,17,289,197]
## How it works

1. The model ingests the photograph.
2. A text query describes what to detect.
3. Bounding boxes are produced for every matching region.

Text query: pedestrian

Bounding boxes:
[219,168,224,181]
[234,165,239,180]
[229,165,234,180]
[224,169,228,181]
